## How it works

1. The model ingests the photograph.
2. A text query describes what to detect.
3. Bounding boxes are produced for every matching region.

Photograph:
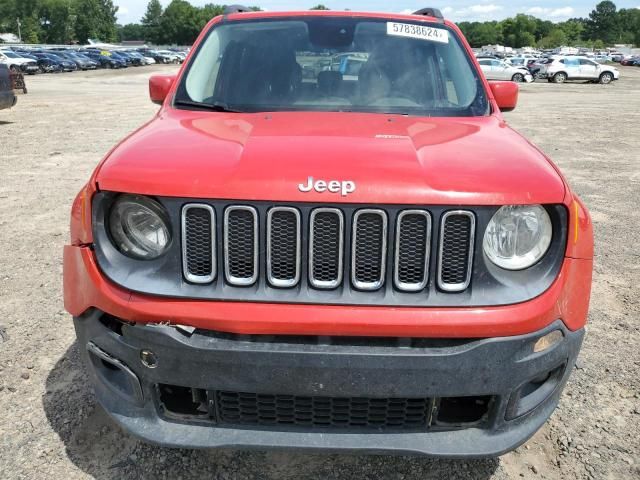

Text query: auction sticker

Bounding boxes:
[387,22,449,43]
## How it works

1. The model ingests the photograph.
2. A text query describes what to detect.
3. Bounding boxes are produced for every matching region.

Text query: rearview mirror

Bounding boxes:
[489,81,519,112]
[149,74,176,105]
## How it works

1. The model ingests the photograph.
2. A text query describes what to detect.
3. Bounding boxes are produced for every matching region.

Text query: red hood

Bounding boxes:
[96,110,565,205]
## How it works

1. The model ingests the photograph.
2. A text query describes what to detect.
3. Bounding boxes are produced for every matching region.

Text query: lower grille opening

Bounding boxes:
[158,384,209,418]
[215,391,430,430]
[434,396,491,426]
[156,384,496,432]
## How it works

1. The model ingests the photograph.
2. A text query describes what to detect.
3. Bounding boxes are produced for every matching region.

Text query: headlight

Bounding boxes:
[108,195,172,260]
[483,205,552,270]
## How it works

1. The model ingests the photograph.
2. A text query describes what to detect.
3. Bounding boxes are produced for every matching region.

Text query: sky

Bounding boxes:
[114,0,640,24]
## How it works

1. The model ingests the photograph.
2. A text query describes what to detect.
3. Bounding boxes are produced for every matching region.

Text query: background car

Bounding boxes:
[620,56,640,66]
[592,54,612,63]
[40,52,77,72]
[82,50,126,69]
[477,58,533,82]
[157,49,182,63]
[30,52,64,73]
[540,57,619,84]
[136,48,171,64]
[0,50,39,75]
[115,51,143,66]
[51,50,98,70]
[124,51,151,65]
[108,51,133,66]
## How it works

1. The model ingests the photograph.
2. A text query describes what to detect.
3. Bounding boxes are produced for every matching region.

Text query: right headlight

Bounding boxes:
[483,205,552,270]
[108,194,172,260]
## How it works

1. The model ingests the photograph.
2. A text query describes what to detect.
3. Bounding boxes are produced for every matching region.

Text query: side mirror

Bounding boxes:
[149,74,176,105]
[489,80,519,112]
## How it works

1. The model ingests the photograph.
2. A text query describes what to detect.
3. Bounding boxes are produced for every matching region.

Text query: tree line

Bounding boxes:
[458,1,640,49]
[0,0,118,44]
[0,0,637,48]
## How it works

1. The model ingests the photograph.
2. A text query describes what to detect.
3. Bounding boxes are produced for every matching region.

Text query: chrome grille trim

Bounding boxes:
[394,210,431,292]
[181,204,216,284]
[351,209,387,291]
[308,208,344,289]
[224,205,258,286]
[266,207,301,288]
[437,210,475,292]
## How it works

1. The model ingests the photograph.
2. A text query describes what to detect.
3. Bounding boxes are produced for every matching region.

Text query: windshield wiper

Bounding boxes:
[174,99,244,113]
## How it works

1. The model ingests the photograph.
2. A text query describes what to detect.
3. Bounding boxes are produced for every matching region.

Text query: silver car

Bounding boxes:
[539,57,620,84]
[478,58,533,83]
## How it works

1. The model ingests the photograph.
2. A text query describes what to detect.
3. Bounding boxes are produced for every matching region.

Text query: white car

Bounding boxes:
[539,57,619,84]
[507,57,537,67]
[157,50,182,64]
[477,58,533,83]
[0,50,39,74]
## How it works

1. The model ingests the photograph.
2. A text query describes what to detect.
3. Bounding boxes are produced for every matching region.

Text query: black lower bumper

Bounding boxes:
[74,310,584,457]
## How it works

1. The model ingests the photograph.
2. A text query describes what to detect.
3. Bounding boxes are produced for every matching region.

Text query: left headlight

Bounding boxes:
[108,194,172,260]
[483,205,552,270]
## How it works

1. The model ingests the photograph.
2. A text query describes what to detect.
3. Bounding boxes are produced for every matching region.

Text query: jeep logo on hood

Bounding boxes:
[298,177,356,197]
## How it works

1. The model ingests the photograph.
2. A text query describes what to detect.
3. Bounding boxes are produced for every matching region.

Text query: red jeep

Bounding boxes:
[64,7,593,457]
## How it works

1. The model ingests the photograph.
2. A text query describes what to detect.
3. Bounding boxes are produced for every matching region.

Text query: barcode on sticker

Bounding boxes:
[387,22,449,43]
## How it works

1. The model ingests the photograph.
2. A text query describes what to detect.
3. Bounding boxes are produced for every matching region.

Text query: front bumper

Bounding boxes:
[20,64,39,74]
[75,309,583,457]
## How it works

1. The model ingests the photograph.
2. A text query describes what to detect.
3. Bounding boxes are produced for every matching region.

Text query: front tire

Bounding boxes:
[511,73,525,82]
[552,72,567,84]
[599,72,614,84]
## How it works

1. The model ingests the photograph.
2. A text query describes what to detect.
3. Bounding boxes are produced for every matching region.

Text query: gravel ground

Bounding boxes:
[0,65,638,479]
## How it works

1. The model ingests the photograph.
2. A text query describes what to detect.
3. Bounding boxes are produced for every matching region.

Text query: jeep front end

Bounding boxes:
[63,8,593,457]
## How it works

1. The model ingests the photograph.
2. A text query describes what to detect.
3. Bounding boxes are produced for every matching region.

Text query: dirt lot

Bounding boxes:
[0,65,639,479]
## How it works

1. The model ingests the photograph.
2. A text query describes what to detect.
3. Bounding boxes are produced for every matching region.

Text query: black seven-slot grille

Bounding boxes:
[182,204,475,293]
[215,391,430,429]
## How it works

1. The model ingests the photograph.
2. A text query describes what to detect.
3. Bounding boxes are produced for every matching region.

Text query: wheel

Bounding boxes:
[599,72,613,84]
[511,72,525,82]
[552,72,567,84]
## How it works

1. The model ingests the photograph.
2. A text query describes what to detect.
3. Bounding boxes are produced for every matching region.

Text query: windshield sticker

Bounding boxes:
[387,22,449,43]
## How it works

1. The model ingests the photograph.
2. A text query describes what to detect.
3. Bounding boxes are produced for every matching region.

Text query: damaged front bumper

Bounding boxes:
[74,309,584,458]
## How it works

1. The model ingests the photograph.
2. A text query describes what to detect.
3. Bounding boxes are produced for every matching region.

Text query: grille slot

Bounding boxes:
[309,208,344,289]
[215,391,430,430]
[267,207,301,288]
[438,211,475,292]
[224,206,258,286]
[352,209,387,290]
[394,210,431,291]
[182,204,215,283]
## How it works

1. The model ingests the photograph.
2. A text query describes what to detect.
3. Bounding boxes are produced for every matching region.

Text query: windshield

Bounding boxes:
[177,17,488,116]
